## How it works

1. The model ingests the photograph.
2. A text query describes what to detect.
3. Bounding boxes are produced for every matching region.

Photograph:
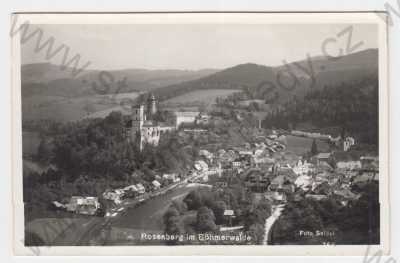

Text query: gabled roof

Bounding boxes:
[316,153,331,159]
[152,180,161,187]
[136,183,145,190]
[223,209,235,216]
[123,185,138,192]
[270,175,285,186]
[333,189,361,200]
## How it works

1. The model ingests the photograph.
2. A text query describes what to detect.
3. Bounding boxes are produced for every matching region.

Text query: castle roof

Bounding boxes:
[148,93,156,101]
[175,111,200,117]
[143,120,157,127]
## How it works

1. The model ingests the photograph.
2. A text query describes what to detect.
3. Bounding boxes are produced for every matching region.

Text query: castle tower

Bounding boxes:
[147,93,157,118]
[131,104,144,149]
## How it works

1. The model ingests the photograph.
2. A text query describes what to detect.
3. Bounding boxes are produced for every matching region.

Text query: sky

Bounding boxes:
[21,24,378,70]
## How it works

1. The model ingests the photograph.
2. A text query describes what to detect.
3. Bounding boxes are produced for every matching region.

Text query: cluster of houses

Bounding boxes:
[240,151,377,207]
[175,112,210,129]
[52,125,375,218]
[102,183,146,204]
[191,132,378,210]
[103,173,182,205]
[262,152,378,206]
[196,141,285,171]
[52,172,184,216]
[52,196,101,216]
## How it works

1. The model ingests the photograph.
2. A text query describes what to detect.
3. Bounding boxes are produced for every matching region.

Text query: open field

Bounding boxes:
[285,135,330,155]
[163,89,240,106]
[83,105,131,119]
[22,92,140,122]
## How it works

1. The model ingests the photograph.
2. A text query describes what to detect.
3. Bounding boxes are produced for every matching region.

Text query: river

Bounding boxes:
[82,183,207,245]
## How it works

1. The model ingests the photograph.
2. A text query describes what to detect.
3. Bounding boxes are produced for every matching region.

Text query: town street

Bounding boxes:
[263,204,286,245]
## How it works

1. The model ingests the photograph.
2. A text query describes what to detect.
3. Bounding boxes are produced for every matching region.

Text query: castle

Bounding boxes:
[126,93,211,150]
[127,93,174,151]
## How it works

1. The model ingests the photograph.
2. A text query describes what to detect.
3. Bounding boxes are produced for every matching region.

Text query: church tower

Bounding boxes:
[131,104,144,149]
[147,93,157,118]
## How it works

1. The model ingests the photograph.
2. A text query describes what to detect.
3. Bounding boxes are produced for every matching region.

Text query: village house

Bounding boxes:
[214,181,228,189]
[199,174,209,182]
[103,189,126,204]
[103,182,148,204]
[316,160,334,173]
[123,185,139,198]
[245,170,270,192]
[195,113,210,125]
[152,180,161,190]
[223,209,236,226]
[162,173,180,184]
[294,174,313,191]
[343,136,356,151]
[352,173,378,184]
[360,156,379,172]
[175,111,200,128]
[305,194,328,201]
[336,160,362,171]
[333,189,361,206]
[194,160,209,171]
[136,183,146,194]
[315,171,330,183]
[311,181,332,195]
[204,165,222,177]
[219,149,239,163]
[313,152,332,165]
[268,175,295,193]
[199,149,214,161]
[65,196,100,215]
[223,209,235,217]
[265,190,287,204]
[292,159,315,176]
[232,160,241,168]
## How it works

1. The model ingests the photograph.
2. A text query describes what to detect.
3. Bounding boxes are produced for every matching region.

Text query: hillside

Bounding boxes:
[151,48,378,103]
[21,48,379,122]
[151,63,281,101]
[275,48,378,78]
[21,63,219,97]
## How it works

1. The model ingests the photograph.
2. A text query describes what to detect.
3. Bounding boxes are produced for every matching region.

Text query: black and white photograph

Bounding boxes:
[11,12,389,255]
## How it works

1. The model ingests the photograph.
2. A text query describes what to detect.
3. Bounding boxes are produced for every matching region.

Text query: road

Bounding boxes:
[263,204,285,245]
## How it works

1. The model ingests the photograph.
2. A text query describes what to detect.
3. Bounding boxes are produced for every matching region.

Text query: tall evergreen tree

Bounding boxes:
[311,139,318,156]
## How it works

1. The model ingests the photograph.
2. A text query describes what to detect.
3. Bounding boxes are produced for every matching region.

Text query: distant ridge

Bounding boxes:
[150,48,378,102]
[21,48,378,101]
[21,63,220,97]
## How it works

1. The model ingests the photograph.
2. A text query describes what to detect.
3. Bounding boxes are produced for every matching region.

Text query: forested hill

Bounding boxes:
[262,75,379,145]
[149,48,378,104]
[21,63,219,97]
[148,63,294,102]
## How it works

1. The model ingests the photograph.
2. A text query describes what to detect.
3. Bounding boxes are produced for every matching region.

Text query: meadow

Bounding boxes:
[22,92,141,122]
[163,89,240,107]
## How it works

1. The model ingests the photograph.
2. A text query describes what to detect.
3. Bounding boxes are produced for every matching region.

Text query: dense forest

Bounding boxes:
[163,187,272,245]
[271,182,380,245]
[214,74,379,146]
[23,112,199,221]
[261,76,379,145]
